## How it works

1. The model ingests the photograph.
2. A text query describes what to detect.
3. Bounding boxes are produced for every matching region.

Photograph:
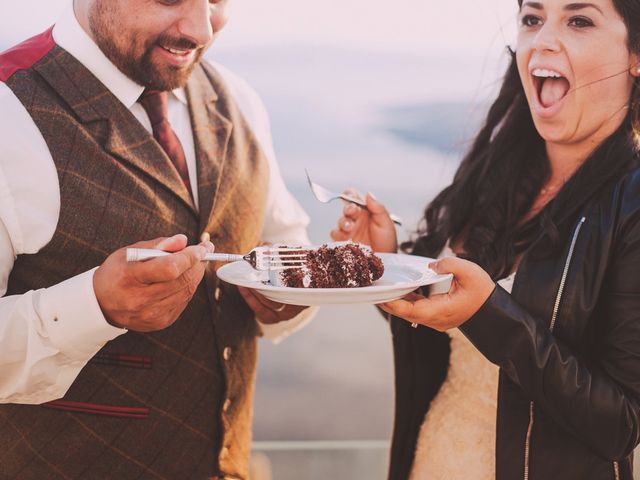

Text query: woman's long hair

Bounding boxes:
[406,0,640,279]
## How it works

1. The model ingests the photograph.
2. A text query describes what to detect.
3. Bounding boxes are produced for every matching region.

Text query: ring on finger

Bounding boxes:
[274,303,286,312]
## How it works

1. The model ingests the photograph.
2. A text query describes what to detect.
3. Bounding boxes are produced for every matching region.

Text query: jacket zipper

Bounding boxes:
[523,217,586,480]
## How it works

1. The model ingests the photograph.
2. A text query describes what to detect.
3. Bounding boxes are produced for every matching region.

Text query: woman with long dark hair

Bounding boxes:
[332,0,640,478]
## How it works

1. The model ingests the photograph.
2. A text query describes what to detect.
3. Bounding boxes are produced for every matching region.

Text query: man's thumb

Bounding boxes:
[155,234,188,252]
[131,234,188,252]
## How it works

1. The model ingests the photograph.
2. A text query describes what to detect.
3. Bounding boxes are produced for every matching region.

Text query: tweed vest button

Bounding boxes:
[223,347,232,361]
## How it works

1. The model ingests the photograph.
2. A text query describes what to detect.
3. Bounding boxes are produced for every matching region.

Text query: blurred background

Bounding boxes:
[1,1,520,478]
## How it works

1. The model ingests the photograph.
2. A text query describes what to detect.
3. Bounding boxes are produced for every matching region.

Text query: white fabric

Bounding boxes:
[410,247,515,480]
[0,5,312,404]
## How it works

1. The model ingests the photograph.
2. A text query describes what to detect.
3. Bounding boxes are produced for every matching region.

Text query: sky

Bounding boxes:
[1,0,519,56]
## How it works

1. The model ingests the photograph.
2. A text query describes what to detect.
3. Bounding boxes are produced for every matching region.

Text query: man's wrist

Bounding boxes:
[36,268,125,359]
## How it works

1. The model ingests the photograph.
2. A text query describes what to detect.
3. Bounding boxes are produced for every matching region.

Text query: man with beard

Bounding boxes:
[0,1,311,478]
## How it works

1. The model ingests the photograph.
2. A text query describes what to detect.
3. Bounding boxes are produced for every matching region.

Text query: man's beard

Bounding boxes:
[89,3,205,91]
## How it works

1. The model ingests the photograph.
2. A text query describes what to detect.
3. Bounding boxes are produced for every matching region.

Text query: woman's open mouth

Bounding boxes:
[531,68,571,115]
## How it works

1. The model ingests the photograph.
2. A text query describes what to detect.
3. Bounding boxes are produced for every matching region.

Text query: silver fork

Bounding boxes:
[305,169,403,226]
[126,246,307,271]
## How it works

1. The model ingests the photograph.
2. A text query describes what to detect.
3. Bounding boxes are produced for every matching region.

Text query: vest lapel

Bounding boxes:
[185,65,233,232]
[33,46,196,214]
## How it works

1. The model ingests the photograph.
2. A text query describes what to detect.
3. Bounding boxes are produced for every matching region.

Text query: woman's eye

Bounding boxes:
[521,15,542,28]
[568,16,594,28]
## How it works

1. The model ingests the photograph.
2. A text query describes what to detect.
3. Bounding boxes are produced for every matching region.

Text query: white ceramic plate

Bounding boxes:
[216,253,453,306]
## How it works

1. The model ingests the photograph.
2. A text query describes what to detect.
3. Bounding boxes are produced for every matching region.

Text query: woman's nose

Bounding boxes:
[531,23,562,53]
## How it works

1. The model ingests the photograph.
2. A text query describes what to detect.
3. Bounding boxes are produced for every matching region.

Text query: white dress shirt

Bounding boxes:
[0,6,312,404]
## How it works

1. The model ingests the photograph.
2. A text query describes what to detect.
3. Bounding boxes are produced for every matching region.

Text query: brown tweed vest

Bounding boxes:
[1,35,268,480]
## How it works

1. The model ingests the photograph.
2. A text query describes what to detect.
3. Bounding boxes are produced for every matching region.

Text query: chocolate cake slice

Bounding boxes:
[277,242,384,288]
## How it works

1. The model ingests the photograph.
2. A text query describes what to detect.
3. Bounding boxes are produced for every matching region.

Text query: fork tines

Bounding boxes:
[265,247,308,270]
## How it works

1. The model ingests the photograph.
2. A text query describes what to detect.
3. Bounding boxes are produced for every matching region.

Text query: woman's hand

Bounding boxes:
[330,190,398,253]
[379,257,496,331]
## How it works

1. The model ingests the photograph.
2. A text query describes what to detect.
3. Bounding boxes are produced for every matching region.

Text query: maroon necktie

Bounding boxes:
[139,90,193,198]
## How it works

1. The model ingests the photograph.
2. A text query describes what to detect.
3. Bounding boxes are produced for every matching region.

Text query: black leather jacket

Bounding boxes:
[388,168,640,480]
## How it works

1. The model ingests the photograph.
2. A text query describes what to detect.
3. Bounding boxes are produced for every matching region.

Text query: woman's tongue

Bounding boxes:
[540,77,570,108]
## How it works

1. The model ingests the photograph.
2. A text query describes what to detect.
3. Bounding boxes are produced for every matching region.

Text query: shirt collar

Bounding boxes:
[172,87,188,105]
[53,5,187,109]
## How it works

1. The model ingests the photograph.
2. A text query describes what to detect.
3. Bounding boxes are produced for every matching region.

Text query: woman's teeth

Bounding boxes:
[533,68,563,79]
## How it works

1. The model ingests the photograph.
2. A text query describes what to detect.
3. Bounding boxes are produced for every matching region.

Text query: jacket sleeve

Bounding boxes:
[459,210,640,461]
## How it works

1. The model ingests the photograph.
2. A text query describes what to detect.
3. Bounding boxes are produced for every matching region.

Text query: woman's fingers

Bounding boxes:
[340,216,354,232]
[330,188,397,250]
[429,257,494,295]
[330,208,364,240]
[343,203,362,218]
[330,218,353,240]
[330,228,345,241]
[379,294,443,327]
[380,293,465,332]
[343,188,365,202]
[365,193,390,221]
[379,258,497,330]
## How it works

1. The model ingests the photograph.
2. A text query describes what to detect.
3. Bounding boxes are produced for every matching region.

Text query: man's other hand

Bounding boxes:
[238,287,308,324]
[93,234,214,332]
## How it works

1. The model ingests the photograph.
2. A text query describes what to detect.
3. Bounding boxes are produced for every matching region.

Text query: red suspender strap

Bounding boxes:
[0,26,56,82]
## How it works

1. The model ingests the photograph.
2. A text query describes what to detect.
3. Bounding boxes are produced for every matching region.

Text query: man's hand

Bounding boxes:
[238,287,308,324]
[93,234,214,332]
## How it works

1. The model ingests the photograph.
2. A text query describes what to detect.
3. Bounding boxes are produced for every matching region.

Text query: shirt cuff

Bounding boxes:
[258,306,318,344]
[35,267,125,359]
